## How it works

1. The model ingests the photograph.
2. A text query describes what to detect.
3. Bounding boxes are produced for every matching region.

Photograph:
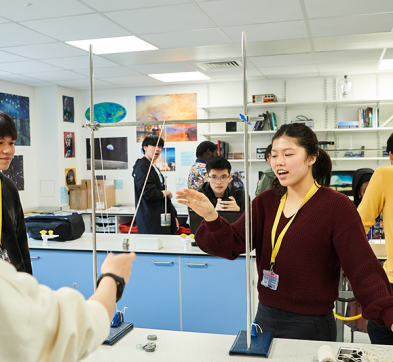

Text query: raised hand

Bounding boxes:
[176,189,218,222]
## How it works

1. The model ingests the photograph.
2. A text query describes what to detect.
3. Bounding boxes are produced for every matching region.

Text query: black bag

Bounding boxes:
[25,212,85,241]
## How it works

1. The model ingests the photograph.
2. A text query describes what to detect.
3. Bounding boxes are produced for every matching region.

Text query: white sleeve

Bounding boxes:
[0,260,110,362]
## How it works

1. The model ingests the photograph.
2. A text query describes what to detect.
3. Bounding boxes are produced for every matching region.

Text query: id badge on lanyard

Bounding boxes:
[262,181,319,291]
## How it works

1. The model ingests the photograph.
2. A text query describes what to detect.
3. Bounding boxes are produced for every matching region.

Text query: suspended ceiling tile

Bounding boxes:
[0,60,62,73]
[42,56,120,70]
[105,4,215,34]
[318,61,378,72]
[25,70,88,81]
[309,13,393,38]
[56,78,113,88]
[250,53,314,68]
[204,68,263,79]
[383,48,393,59]
[314,49,382,63]
[0,51,29,63]
[260,64,318,76]
[81,0,190,12]
[73,66,142,78]
[102,75,162,86]
[221,21,307,43]
[0,16,10,24]
[20,14,130,42]
[304,0,393,19]
[129,62,195,74]
[142,29,232,49]
[0,74,42,84]
[0,0,94,21]
[0,23,56,47]
[266,73,319,79]
[3,43,88,60]
[197,0,303,27]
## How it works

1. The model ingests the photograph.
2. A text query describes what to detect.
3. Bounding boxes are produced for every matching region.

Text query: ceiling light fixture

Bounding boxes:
[337,75,353,100]
[378,59,393,71]
[65,36,158,55]
[148,72,210,82]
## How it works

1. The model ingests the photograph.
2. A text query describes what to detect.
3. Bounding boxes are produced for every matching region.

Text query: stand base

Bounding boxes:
[229,330,274,357]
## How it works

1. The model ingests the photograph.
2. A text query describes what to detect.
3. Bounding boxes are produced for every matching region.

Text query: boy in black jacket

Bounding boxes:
[132,135,178,234]
[0,110,32,274]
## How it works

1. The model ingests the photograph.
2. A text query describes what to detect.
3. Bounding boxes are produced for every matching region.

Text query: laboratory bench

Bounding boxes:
[81,327,393,362]
[29,233,250,335]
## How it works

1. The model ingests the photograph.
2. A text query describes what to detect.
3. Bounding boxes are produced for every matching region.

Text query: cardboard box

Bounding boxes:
[70,189,88,210]
[82,179,116,210]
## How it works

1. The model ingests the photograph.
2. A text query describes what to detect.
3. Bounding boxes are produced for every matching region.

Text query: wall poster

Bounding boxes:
[0,92,30,146]
[65,168,77,185]
[154,147,176,172]
[3,155,24,190]
[136,93,197,142]
[64,132,75,158]
[86,137,128,170]
[63,96,74,123]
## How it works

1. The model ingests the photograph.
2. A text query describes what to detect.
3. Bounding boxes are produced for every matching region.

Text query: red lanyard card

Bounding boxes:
[261,269,279,290]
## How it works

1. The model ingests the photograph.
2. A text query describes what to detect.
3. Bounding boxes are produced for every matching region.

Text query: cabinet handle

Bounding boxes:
[153,261,174,265]
[186,263,207,267]
[31,256,41,260]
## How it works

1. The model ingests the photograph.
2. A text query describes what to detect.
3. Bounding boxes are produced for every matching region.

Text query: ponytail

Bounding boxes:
[313,148,331,187]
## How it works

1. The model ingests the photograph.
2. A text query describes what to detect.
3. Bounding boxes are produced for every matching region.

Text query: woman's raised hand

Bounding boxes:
[176,189,218,222]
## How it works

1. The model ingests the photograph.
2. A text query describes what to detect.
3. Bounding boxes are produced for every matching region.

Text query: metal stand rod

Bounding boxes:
[242,31,252,350]
[89,45,97,292]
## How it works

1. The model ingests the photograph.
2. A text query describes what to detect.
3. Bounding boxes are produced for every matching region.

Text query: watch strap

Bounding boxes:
[97,273,125,302]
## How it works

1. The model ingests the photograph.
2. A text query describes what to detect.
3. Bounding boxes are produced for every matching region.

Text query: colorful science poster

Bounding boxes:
[3,155,24,190]
[136,93,197,143]
[63,96,74,122]
[64,132,75,158]
[65,168,77,186]
[0,92,30,146]
[86,137,128,170]
[85,102,127,123]
[154,147,176,171]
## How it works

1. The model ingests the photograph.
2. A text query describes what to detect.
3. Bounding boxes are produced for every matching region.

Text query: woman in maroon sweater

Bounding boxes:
[176,123,393,341]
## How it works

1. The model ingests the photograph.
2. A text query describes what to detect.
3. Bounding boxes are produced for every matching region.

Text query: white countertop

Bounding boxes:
[28,233,212,256]
[81,328,393,362]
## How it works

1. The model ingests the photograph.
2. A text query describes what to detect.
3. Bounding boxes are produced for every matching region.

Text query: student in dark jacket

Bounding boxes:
[196,156,245,213]
[132,135,178,235]
[352,168,374,207]
[0,111,32,274]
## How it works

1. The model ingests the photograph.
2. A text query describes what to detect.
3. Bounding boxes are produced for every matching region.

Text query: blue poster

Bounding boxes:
[181,151,194,166]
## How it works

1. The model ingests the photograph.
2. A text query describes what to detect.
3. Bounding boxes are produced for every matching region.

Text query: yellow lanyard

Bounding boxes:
[270,181,319,265]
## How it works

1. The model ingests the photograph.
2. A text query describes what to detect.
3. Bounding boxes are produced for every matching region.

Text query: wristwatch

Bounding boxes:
[97,273,125,302]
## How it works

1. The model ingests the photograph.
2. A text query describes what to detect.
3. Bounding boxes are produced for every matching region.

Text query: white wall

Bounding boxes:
[2,73,393,210]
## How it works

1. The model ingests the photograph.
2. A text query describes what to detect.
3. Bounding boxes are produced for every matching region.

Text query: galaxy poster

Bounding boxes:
[0,92,30,146]
[86,137,128,170]
[3,155,24,190]
[136,93,197,143]
[64,132,75,158]
[63,96,74,122]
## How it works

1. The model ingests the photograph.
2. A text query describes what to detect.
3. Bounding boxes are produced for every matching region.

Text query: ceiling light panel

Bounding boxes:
[66,36,158,54]
[149,72,209,82]
[378,59,393,70]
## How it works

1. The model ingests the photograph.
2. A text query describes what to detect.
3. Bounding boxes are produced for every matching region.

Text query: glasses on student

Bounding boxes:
[209,175,229,182]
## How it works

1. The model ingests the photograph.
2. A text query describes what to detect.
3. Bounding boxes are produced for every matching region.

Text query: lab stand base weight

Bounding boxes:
[229,330,274,357]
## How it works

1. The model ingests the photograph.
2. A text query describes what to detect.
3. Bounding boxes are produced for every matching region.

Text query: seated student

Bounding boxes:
[0,111,31,274]
[196,156,245,213]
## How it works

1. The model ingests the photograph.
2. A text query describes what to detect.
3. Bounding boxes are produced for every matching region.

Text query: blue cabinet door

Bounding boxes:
[107,253,181,331]
[30,249,95,300]
[181,255,247,335]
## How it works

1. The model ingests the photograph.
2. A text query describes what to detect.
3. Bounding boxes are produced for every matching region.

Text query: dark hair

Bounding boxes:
[206,156,231,174]
[270,123,332,196]
[265,144,272,161]
[387,133,393,154]
[0,111,18,140]
[196,141,217,158]
[142,135,164,154]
